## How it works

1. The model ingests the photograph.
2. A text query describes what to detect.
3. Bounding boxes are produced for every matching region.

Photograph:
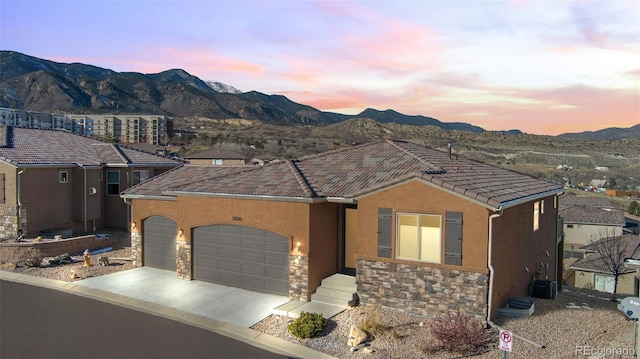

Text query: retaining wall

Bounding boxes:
[0,235,114,262]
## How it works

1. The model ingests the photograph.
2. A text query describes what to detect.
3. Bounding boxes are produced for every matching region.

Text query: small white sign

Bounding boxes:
[499,329,513,352]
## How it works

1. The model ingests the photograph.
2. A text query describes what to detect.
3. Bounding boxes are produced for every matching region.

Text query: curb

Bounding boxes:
[0,270,337,359]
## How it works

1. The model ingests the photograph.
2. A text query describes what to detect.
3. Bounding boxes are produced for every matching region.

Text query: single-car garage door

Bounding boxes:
[193,224,289,295]
[143,216,177,271]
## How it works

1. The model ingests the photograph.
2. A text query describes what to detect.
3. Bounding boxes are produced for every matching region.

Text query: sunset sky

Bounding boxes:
[1,0,638,135]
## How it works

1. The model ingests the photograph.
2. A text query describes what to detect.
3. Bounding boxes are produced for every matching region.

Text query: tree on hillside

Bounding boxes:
[630,201,639,216]
[587,230,639,301]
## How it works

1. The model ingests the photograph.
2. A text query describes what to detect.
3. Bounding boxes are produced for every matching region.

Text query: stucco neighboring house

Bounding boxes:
[569,234,640,295]
[559,194,625,260]
[0,126,181,240]
[121,140,564,322]
[184,148,246,165]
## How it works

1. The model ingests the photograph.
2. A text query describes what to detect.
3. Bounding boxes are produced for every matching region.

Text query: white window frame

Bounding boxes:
[59,170,68,183]
[213,159,223,165]
[106,170,120,196]
[396,213,442,263]
[533,201,540,231]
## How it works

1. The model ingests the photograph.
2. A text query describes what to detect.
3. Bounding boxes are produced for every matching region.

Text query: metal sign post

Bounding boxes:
[499,329,513,357]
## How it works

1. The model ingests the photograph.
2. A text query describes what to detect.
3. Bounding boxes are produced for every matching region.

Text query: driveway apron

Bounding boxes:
[74,267,291,327]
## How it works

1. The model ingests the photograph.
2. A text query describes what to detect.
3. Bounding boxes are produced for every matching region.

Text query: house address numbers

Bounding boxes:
[232,216,243,222]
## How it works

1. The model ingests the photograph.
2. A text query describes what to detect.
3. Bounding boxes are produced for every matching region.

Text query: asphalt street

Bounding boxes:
[0,279,290,359]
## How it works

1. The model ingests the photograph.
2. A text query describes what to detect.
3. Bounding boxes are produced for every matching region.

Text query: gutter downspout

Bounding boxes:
[16,168,24,238]
[487,211,502,324]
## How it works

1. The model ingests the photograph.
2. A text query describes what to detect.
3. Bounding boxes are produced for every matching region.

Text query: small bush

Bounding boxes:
[428,311,488,354]
[358,305,387,336]
[49,253,73,266]
[287,312,325,339]
[24,256,42,268]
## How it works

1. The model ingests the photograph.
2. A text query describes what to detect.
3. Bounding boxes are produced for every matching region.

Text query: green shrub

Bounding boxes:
[630,201,639,216]
[428,311,488,355]
[287,312,325,339]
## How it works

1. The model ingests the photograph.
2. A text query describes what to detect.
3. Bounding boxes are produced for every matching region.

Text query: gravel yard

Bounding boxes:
[252,287,636,359]
[2,233,635,358]
[0,229,134,282]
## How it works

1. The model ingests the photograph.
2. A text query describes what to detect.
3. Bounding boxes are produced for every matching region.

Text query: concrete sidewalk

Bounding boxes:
[0,269,337,359]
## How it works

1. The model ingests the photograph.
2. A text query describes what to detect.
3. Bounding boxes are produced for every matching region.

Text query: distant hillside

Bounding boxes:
[559,124,640,140]
[0,50,479,130]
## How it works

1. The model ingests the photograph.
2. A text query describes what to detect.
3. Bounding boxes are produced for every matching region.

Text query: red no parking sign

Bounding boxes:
[499,329,513,352]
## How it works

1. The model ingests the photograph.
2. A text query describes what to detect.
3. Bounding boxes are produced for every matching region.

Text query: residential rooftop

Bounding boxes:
[123,140,564,210]
[0,126,181,167]
[559,194,625,226]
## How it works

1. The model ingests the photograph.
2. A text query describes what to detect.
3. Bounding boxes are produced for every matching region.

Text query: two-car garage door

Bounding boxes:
[193,224,289,296]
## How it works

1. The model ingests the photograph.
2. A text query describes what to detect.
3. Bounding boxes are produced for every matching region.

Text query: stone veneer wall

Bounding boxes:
[357,259,488,322]
[176,240,191,280]
[289,255,309,301]
[0,205,19,240]
[131,231,142,267]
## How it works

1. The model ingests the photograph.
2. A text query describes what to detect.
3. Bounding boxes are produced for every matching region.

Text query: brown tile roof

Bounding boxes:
[123,140,563,208]
[0,127,181,167]
[184,148,246,160]
[569,234,640,274]
[559,194,625,226]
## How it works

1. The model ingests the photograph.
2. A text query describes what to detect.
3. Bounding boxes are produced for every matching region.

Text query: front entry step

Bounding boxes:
[272,273,356,319]
[272,300,346,319]
[311,273,357,307]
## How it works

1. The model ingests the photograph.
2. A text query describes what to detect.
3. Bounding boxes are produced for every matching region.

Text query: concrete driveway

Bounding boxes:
[75,267,291,327]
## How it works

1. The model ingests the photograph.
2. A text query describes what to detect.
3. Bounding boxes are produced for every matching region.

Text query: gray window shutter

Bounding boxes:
[377,208,392,258]
[445,211,463,265]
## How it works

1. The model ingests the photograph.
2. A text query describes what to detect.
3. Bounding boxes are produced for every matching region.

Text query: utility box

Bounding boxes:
[531,280,557,299]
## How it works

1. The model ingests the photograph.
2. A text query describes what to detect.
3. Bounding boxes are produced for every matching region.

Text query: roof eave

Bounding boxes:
[497,188,565,210]
[120,194,178,201]
[164,190,322,203]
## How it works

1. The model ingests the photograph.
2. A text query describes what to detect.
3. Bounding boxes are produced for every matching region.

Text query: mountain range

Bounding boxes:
[0,51,636,140]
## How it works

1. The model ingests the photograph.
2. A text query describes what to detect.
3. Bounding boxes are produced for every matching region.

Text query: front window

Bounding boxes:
[213,159,223,165]
[132,170,149,185]
[59,170,68,183]
[397,213,441,263]
[106,170,120,195]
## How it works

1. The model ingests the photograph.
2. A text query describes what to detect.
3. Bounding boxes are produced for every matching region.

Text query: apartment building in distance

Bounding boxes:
[0,107,172,145]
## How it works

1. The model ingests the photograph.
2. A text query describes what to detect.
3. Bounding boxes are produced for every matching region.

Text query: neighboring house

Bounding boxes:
[559,194,625,260]
[124,143,173,157]
[0,126,181,240]
[250,154,279,165]
[121,140,563,322]
[569,234,640,295]
[184,148,246,165]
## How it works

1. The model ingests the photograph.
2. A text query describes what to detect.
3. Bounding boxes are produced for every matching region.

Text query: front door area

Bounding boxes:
[342,206,357,275]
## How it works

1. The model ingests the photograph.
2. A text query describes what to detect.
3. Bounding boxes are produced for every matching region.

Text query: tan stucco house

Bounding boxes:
[560,194,625,259]
[570,234,640,295]
[122,140,564,322]
[0,126,181,240]
[184,148,246,165]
